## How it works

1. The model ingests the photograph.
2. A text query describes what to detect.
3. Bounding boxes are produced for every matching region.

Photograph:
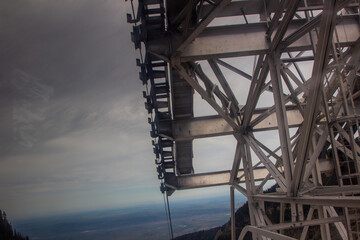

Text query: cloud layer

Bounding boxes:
[0,0,166,219]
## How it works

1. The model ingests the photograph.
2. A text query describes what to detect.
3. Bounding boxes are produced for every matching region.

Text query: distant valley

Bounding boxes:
[12,196,246,240]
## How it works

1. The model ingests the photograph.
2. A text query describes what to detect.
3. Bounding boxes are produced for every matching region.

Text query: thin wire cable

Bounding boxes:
[162,183,172,239]
[165,192,174,239]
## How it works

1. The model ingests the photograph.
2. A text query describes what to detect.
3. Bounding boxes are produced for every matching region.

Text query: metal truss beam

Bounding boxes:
[129,0,360,238]
[172,60,239,129]
[172,108,303,141]
[199,0,334,19]
[265,216,344,231]
[269,52,294,196]
[292,0,338,196]
[253,194,360,208]
[164,157,335,191]
[238,225,297,240]
[304,185,360,196]
[244,134,287,191]
[164,167,269,190]
[179,16,359,61]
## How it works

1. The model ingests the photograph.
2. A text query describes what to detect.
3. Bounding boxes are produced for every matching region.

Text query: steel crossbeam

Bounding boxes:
[253,194,360,208]
[164,167,269,190]
[179,17,359,61]
[239,226,297,240]
[172,108,303,140]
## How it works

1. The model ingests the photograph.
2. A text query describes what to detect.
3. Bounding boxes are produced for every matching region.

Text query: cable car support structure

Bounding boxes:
[128,0,360,239]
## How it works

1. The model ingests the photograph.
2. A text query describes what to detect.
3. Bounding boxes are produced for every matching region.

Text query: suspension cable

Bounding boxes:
[162,182,174,239]
[162,183,172,239]
[165,190,174,239]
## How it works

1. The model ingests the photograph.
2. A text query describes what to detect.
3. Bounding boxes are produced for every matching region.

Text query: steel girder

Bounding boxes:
[129,0,360,239]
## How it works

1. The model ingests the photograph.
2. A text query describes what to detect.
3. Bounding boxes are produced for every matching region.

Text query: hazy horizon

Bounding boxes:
[11,195,248,240]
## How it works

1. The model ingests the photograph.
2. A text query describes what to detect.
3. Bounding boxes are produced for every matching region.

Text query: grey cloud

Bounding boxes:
[0,0,157,218]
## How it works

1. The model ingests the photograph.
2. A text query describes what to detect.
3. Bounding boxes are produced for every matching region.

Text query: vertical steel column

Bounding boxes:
[230,186,236,240]
[311,136,331,240]
[268,52,294,198]
[292,0,338,196]
[239,136,256,227]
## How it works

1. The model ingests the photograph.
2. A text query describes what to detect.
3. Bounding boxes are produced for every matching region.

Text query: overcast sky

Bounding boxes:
[0,0,244,219]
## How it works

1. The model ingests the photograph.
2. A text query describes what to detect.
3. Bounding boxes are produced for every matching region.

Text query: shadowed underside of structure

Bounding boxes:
[128,0,360,239]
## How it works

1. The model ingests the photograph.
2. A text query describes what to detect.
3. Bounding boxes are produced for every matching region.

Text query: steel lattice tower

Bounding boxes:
[128,0,360,239]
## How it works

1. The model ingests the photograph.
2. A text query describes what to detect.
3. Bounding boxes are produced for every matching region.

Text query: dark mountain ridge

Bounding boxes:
[0,210,29,240]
